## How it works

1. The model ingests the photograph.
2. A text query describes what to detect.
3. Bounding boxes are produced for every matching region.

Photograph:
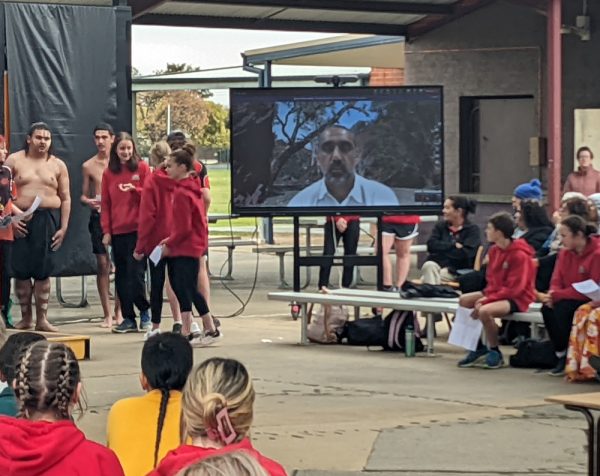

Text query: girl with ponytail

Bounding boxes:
[0,341,124,475]
[107,332,193,475]
[150,357,286,476]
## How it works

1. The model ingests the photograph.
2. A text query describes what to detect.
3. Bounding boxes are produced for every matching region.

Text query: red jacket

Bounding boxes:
[482,239,536,312]
[135,168,176,256]
[383,215,421,225]
[101,161,150,235]
[327,215,360,223]
[0,416,124,476]
[550,236,600,302]
[165,177,208,257]
[148,439,287,476]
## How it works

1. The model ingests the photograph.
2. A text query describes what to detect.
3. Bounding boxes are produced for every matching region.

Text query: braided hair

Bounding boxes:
[13,341,82,420]
[141,332,193,468]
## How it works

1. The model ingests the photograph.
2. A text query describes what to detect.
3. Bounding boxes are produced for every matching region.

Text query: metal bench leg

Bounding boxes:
[300,302,308,345]
[56,276,89,309]
[354,306,360,321]
[426,312,435,355]
[277,253,290,289]
[531,322,541,340]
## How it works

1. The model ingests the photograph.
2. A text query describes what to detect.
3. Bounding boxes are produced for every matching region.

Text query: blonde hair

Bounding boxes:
[150,141,171,168]
[181,358,254,444]
[174,451,269,476]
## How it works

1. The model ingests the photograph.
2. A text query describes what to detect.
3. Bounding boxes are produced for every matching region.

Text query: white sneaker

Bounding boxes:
[144,328,161,341]
[190,330,222,348]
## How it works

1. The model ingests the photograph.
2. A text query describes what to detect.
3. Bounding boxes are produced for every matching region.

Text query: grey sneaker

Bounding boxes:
[190,330,222,348]
[140,309,152,331]
[548,355,567,377]
[144,328,161,341]
[458,348,488,368]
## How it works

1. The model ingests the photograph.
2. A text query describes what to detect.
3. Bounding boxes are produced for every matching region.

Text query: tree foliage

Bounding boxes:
[135,63,230,156]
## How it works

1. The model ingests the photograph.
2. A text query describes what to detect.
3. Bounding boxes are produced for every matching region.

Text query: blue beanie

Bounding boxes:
[513,179,542,201]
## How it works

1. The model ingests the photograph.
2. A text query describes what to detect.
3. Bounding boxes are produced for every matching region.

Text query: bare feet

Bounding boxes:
[35,320,59,333]
[14,320,33,330]
[100,316,113,328]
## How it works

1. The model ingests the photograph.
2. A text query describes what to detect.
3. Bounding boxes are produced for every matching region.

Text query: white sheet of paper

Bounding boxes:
[11,196,42,223]
[149,245,163,265]
[448,306,483,351]
[573,280,600,301]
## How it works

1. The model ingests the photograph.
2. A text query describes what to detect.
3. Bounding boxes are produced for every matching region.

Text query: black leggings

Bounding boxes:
[318,219,360,289]
[541,299,587,353]
[149,259,168,324]
[167,257,209,315]
[112,233,149,320]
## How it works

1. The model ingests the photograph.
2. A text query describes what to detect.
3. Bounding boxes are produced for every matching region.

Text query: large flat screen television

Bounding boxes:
[230,86,443,216]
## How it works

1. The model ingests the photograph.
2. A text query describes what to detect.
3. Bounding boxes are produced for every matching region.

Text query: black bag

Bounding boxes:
[401,282,459,299]
[509,339,558,369]
[341,310,424,352]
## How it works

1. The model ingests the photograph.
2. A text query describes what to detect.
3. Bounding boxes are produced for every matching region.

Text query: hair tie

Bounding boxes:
[207,407,237,445]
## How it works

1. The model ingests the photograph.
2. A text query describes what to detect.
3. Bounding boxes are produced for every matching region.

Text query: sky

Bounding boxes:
[132,26,337,75]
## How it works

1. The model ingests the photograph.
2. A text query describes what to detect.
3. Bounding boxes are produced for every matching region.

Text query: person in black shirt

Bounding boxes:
[421,196,481,285]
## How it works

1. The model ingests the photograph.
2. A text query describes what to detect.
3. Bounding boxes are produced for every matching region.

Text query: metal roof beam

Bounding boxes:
[133,14,409,35]
[131,0,168,18]
[165,0,455,15]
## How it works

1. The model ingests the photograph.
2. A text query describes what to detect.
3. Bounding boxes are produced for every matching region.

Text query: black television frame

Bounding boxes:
[229,85,444,217]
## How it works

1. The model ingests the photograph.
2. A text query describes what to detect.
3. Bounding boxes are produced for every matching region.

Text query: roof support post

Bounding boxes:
[547,0,562,211]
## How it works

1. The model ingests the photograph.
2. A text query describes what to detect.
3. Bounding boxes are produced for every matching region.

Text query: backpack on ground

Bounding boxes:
[509,339,557,369]
[306,303,348,344]
[340,310,424,352]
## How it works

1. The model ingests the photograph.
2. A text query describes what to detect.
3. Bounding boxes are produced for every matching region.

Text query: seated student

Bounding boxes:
[540,215,600,376]
[518,200,554,257]
[0,332,46,416]
[457,213,536,369]
[150,357,287,476]
[0,341,124,475]
[512,179,543,238]
[421,196,481,285]
[175,451,269,476]
[107,332,193,475]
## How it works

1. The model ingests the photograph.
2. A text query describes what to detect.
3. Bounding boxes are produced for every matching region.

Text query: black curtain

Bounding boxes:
[4,2,131,276]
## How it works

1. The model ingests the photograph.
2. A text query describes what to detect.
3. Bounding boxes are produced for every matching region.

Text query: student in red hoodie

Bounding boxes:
[101,132,151,334]
[0,341,124,476]
[541,215,600,376]
[149,357,287,476]
[134,141,182,338]
[457,213,536,369]
[162,145,220,346]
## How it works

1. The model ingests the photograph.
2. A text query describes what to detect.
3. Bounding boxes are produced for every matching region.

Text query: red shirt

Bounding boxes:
[148,438,287,476]
[550,236,600,302]
[482,239,536,312]
[101,161,150,236]
[135,168,176,256]
[0,417,124,476]
[383,215,421,225]
[166,176,208,257]
[327,215,360,223]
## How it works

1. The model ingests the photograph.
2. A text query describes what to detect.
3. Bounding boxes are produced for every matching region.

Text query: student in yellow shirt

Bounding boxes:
[107,332,193,475]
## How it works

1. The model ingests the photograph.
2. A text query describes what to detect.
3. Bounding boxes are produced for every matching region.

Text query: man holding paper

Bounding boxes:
[453,213,536,369]
[6,122,71,332]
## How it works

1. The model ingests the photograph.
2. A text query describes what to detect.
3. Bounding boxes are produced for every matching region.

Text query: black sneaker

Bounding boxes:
[548,355,567,377]
[172,322,182,334]
[382,285,397,292]
[112,318,138,334]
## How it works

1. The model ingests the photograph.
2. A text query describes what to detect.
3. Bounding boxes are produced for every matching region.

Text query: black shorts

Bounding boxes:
[381,223,419,240]
[508,300,519,314]
[88,211,106,255]
[11,208,59,280]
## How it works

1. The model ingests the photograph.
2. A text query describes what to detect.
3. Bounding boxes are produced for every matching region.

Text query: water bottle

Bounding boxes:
[405,323,415,357]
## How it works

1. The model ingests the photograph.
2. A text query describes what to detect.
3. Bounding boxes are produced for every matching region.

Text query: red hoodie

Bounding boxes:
[383,215,421,225]
[0,416,124,476]
[482,239,536,312]
[550,236,600,302]
[148,439,287,476]
[135,168,176,256]
[101,161,150,236]
[165,177,207,257]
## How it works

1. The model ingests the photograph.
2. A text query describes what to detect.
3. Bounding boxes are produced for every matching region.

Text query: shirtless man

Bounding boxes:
[7,122,71,332]
[81,123,122,328]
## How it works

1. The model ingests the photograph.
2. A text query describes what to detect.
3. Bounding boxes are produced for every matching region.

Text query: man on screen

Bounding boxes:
[288,125,399,207]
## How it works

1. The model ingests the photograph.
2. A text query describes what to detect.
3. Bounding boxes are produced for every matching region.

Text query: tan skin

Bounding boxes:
[577,149,593,169]
[6,128,71,332]
[316,128,360,203]
[81,130,122,328]
[458,223,513,348]
[0,142,22,215]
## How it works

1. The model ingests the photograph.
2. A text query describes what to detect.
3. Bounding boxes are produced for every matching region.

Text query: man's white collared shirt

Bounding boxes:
[288,174,399,207]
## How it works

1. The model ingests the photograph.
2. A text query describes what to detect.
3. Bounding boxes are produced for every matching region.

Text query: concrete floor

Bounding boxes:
[36,248,596,475]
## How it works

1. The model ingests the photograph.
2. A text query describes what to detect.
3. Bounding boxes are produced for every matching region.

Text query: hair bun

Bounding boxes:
[181,143,196,156]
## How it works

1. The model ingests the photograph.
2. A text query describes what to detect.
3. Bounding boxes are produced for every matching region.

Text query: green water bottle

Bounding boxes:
[405,323,415,357]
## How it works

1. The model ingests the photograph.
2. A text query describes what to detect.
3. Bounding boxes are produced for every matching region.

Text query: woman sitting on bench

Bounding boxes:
[457,213,536,369]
